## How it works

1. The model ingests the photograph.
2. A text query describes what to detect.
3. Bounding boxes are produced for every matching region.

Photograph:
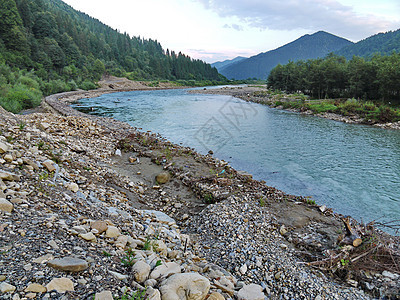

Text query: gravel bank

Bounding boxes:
[0,81,398,299]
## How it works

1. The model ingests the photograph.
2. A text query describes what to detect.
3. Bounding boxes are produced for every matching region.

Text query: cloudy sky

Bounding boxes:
[62,0,400,63]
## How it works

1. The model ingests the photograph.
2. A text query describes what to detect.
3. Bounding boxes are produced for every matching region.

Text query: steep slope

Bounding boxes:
[0,0,223,112]
[335,29,400,59]
[211,56,247,72]
[221,31,353,80]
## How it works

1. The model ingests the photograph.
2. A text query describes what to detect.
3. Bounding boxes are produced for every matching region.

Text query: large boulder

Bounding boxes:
[159,273,210,300]
[47,257,89,272]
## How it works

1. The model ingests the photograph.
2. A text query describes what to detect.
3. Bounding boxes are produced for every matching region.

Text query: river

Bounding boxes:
[72,87,400,230]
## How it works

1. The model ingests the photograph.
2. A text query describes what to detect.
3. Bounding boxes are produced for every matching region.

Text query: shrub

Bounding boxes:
[79,80,97,90]
[339,98,360,115]
[308,103,338,113]
[0,96,23,113]
[17,76,40,90]
[67,80,78,91]
[43,79,69,95]
[4,84,42,112]
[375,106,400,123]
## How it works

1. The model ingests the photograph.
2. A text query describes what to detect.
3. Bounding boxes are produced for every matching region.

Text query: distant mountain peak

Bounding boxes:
[211,56,247,72]
[219,31,353,80]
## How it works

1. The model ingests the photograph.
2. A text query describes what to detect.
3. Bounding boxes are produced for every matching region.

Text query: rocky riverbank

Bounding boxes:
[192,86,400,130]
[0,81,399,299]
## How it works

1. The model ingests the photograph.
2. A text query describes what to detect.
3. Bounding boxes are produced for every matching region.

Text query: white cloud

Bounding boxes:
[194,0,400,40]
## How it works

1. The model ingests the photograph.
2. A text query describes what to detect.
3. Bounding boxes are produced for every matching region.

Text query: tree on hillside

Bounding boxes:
[0,0,28,53]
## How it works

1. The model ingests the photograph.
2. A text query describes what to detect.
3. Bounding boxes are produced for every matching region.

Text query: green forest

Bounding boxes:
[0,0,225,113]
[267,53,400,102]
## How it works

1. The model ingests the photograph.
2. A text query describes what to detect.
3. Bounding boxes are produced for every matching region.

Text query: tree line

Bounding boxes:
[0,0,225,112]
[267,53,400,102]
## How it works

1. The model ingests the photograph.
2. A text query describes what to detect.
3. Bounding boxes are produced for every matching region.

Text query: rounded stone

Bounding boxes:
[25,283,47,293]
[91,220,108,234]
[237,284,265,300]
[0,198,13,213]
[46,277,74,293]
[47,257,89,272]
[156,172,171,184]
[105,226,121,238]
[159,273,210,300]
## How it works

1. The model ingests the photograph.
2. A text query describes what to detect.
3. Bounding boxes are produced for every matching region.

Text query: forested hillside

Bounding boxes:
[0,0,223,112]
[219,31,353,80]
[268,53,400,102]
[336,29,400,59]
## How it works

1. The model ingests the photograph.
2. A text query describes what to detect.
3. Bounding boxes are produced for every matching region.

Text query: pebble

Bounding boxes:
[0,142,10,153]
[25,283,47,293]
[105,226,120,238]
[156,172,171,184]
[95,290,113,300]
[68,182,79,192]
[80,232,97,242]
[237,284,265,300]
[0,282,16,293]
[0,198,13,212]
[91,220,108,234]
[46,278,74,293]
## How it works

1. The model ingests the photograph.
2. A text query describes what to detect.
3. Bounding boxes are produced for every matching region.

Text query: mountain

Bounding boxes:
[335,29,400,59]
[220,31,353,80]
[211,56,247,72]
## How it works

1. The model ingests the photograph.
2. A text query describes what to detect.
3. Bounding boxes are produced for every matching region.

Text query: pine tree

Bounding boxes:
[0,0,28,52]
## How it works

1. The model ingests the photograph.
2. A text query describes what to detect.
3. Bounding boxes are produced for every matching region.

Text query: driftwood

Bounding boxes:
[340,216,362,247]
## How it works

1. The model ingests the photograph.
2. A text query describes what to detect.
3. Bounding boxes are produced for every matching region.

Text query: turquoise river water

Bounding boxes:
[73,87,400,231]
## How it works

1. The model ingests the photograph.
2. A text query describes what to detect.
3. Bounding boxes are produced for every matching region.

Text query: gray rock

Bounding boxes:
[108,270,128,281]
[47,257,89,272]
[142,210,176,225]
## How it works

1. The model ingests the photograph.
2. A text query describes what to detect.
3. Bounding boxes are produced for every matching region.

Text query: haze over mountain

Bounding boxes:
[219,31,353,80]
[335,29,400,59]
[211,56,247,72]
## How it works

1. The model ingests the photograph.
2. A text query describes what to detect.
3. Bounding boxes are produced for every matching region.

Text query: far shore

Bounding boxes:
[191,85,400,130]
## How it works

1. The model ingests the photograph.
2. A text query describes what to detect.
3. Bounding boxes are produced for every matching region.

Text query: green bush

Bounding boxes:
[0,96,23,113]
[17,76,41,90]
[4,84,42,111]
[308,103,338,113]
[79,80,97,90]
[67,80,78,91]
[43,79,69,95]
[375,106,400,123]
[338,98,360,115]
